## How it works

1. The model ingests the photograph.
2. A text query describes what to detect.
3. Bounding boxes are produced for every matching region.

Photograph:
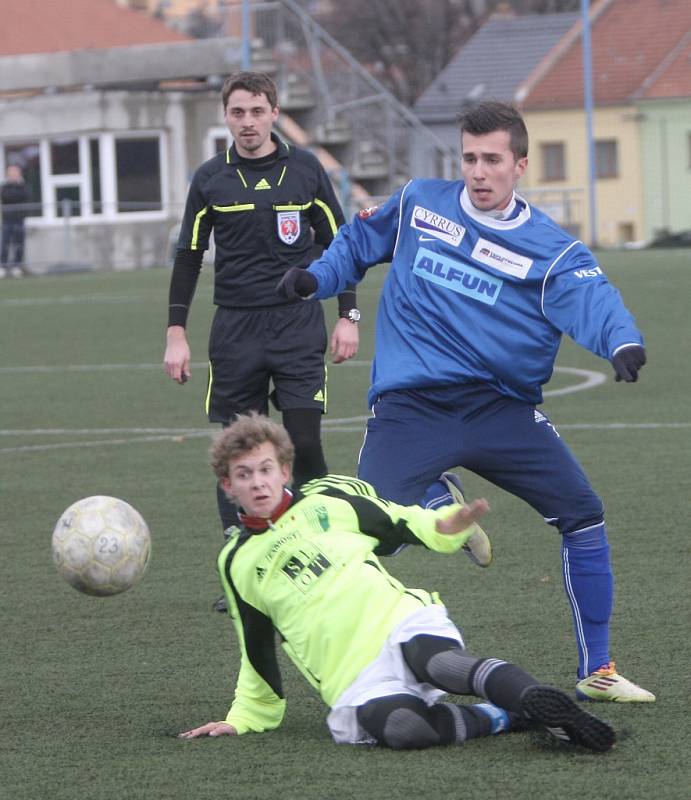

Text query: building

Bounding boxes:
[518,0,691,246]
[0,0,197,271]
[1,0,453,271]
[415,0,691,247]
[632,30,691,241]
[414,7,578,151]
[412,6,583,239]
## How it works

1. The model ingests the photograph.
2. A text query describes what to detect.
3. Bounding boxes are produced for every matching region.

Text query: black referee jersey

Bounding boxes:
[176,134,345,311]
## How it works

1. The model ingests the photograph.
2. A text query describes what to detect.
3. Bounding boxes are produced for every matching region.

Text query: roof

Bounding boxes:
[635,28,691,101]
[413,11,579,121]
[0,0,188,57]
[521,0,691,110]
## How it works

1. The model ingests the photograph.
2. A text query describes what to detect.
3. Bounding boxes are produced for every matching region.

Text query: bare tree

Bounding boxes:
[310,0,585,104]
[313,0,484,104]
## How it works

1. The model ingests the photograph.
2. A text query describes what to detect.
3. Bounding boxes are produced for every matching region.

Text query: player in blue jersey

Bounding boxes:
[277,101,652,703]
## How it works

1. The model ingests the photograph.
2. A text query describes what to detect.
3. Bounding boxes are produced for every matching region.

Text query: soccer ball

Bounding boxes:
[52,495,151,596]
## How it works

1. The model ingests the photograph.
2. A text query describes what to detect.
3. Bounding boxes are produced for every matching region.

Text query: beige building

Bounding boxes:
[416,0,691,248]
[519,107,644,247]
[519,0,691,248]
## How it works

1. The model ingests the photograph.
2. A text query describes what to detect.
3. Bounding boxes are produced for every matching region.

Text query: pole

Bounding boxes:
[581,0,597,248]
[242,0,251,70]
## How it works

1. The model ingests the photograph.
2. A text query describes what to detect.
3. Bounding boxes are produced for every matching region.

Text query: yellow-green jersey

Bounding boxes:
[218,475,478,735]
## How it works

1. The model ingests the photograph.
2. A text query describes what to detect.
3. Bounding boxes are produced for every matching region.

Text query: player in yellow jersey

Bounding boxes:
[179,413,614,752]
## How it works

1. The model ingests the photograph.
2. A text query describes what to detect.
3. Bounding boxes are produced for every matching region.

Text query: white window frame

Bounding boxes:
[106,129,169,221]
[205,126,232,160]
[39,136,90,220]
[13,130,170,227]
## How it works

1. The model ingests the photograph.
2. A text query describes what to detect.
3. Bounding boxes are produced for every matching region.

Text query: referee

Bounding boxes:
[164,72,359,601]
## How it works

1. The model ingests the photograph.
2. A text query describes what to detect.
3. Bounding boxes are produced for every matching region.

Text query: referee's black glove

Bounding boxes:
[612,345,647,382]
[276,267,317,300]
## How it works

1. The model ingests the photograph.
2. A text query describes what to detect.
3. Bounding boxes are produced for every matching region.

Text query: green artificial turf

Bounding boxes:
[1,249,689,799]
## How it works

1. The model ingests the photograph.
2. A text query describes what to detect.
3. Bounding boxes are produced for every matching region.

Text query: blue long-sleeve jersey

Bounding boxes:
[308,180,643,406]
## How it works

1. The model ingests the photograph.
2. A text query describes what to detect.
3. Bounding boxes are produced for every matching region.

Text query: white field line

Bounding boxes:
[2,363,686,454]
[0,361,372,373]
[543,366,606,396]
[1,421,690,455]
[0,428,208,435]
[0,432,212,453]
[0,293,152,307]
[1,361,599,393]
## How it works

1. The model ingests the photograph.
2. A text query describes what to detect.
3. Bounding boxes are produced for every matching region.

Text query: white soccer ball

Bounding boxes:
[52,495,151,596]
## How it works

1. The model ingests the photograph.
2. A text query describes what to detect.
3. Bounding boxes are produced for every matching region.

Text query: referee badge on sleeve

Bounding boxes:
[277,211,300,244]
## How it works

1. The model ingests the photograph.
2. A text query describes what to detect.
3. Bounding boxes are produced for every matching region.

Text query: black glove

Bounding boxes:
[276,267,317,300]
[612,345,647,382]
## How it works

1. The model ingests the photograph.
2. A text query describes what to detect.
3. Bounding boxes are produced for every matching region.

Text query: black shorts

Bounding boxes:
[206,301,328,424]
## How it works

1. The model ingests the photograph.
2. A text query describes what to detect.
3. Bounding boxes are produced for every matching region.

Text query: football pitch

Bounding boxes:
[2,249,690,800]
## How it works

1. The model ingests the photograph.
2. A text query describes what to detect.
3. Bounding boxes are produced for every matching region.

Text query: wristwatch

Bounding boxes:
[342,308,361,323]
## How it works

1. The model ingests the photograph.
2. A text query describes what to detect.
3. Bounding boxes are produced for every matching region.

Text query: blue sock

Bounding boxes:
[561,523,613,678]
[422,479,452,509]
[471,703,511,734]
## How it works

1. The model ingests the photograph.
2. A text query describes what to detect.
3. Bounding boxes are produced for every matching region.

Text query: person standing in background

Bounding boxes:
[1,164,30,278]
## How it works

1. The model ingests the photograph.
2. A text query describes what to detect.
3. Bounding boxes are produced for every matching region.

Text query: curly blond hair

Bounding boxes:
[210,413,295,480]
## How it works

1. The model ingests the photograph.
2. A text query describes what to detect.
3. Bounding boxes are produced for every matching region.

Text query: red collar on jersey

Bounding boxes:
[239,488,293,531]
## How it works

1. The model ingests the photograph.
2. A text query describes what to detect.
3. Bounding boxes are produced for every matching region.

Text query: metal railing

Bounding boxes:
[519,186,585,240]
[165,0,461,193]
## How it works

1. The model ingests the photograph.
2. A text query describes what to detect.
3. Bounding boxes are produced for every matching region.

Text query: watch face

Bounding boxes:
[348,309,361,322]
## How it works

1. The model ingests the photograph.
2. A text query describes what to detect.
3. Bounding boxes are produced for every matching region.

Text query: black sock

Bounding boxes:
[478,663,539,714]
[282,408,327,487]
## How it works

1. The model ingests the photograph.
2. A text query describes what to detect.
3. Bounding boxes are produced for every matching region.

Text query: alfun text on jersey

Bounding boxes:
[308,180,643,405]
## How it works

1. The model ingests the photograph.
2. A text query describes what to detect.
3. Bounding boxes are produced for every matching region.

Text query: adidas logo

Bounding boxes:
[313,389,325,402]
[534,410,547,424]
[545,725,570,742]
[256,566,266,582]
[254,178,271,190]
[587,676,617,691]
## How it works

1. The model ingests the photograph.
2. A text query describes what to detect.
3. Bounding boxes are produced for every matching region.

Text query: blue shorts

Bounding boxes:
[357,384,603,535]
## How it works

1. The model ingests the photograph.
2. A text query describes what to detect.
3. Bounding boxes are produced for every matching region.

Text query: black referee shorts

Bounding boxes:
[206,300,328,424]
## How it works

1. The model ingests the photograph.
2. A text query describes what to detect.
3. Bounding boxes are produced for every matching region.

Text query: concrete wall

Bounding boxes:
[0,88,225,272]
[23,217,177,272]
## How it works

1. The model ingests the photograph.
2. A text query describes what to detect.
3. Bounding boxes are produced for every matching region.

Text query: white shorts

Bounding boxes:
[326,605,464,745]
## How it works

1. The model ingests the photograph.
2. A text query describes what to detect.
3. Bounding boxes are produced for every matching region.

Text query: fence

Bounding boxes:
[1,200,182,274]
[520,187,585,240]
[3,185,590,275]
